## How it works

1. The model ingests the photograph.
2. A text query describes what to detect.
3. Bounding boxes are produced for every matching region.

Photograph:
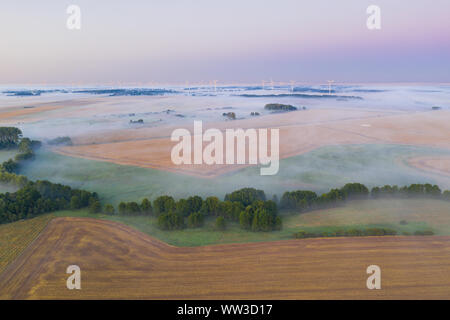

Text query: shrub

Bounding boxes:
[264,103,297,112]
[414,230,434,236]
[104,204,115,215]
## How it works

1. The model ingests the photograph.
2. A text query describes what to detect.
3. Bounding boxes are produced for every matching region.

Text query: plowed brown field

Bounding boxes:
[1,217,449,299]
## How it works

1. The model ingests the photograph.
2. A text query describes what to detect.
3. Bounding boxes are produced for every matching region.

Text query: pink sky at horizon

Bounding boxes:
[1,0,449,84]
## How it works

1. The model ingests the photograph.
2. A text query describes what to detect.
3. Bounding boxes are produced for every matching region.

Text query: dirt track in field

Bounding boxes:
[1,217,449,299]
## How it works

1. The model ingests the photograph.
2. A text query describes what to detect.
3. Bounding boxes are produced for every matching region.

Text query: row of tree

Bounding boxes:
[280,183,449,213]
[0,127,42,174]
[0,179,99,224]
[100,188,281,232]
[150,188,280,231]
[0,128,98,224]
[294,227,398,239]
[294,228,434,239]
[101,183,450,232]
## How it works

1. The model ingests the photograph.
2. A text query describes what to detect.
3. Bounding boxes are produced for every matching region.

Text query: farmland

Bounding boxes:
[18,144,450,205]
[52,198,450,246]
[1,217,449,299]
[0,214,53,273]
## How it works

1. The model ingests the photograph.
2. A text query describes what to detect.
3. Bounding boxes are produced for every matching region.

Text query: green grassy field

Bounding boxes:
[53,198,450,246]
[18,144,450,205]
[0,149,17,163]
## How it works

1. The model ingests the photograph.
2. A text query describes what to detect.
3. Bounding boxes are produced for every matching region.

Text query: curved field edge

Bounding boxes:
[1,217,450,299]
[0,197,447,277]
[0,214,54,274]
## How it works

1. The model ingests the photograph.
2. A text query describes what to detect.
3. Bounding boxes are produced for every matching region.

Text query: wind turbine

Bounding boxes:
[213,80,218,92]
[270,78,274,90]
[185,81,190,95]
[290,80,295,92]
[327,80,335,95]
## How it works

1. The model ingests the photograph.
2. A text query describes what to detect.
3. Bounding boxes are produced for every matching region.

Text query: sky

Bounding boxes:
[1,0,450,85]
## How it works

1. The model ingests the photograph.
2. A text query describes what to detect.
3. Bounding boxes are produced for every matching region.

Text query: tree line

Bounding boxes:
[1,126,448,236]
[97,182,450,233]
[294,227,435,239]
[98,188,281,232]
[0,127,98,224]
[0,127,42,174]
[280,182,449,213]
[0,179,99,224]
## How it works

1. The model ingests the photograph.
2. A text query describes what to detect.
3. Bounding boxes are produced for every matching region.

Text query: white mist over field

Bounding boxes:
[1,83,450,201]
[1,84,449,141]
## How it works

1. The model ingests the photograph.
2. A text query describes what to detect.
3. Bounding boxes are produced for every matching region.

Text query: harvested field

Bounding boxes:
[56,109,450,178]
[0,215,53,274]
[0,98,100,124]
[1,217,449,299]
[408,156,450,178]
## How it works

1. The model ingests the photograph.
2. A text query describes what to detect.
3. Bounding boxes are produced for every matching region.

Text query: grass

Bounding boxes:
[0,149,18,163]
[53,198,450,246]
[0,214,53,273]
[18,144,450,205]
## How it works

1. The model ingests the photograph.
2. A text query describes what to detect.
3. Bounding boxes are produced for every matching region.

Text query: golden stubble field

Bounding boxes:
[56,108,450,178]
[1,217,449,299]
